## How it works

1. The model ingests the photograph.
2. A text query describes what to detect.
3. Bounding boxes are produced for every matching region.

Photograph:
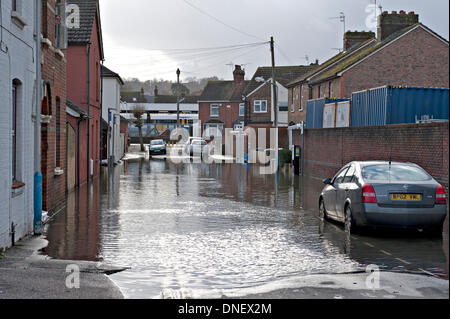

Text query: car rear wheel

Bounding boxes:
[319,199,328,220]
[344,205,357,234]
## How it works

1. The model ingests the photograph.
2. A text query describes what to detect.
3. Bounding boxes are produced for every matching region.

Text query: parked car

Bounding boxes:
[319,161,447,233]
[189,139,207,157]
[149,139,166,156]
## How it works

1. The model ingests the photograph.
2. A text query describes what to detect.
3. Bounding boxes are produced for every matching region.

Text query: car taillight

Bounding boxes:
[362,184,377,203]
[436,185,447,205]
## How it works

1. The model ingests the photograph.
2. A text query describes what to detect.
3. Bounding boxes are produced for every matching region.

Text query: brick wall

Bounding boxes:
[248,82,272,124]
[41,0,67,213]
[303,122,449,194]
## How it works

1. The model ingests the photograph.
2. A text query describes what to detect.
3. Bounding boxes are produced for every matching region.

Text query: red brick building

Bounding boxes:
[288,11,449,146]
[198,65,249,135]
[288,12,449,123]
[66,0,104,186]
[40,0,68,212]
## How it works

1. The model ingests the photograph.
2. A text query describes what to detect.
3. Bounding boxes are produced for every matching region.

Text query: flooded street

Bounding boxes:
[43,156,448,299]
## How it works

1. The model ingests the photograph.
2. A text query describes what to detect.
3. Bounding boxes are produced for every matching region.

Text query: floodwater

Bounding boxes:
[43,155,449,298]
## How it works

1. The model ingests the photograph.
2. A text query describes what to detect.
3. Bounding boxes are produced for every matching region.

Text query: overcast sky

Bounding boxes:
[99,0,449,82]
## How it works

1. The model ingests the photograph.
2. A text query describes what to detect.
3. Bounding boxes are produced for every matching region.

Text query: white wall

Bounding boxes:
[0,0,37,249]
[102,77,123,162]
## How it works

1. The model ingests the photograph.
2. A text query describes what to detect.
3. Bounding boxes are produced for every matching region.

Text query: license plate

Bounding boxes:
[391,194,421,201]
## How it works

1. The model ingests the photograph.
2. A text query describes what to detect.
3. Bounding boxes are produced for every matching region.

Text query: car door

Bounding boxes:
[323,166,349,218]
[335,165,356,220]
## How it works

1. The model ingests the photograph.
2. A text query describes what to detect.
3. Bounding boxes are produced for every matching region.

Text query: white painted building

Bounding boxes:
[101,65,124,164]
[0,0,37,250]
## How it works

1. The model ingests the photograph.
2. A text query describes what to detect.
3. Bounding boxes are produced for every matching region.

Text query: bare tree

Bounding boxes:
[132,105,147,152]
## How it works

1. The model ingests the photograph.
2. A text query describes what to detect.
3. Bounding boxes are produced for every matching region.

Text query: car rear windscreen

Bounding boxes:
[362,165,431,182]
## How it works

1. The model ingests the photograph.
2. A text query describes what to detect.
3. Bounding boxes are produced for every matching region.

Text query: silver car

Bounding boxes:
[319,161,447,233]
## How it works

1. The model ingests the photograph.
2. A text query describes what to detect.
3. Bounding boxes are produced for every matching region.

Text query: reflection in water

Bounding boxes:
[43,158,448,298]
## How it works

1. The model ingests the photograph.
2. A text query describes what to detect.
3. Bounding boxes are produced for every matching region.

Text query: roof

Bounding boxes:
[286,40,375,87]
[66,99,88,117]
[244,65,319,95]
[120,92,199,104]
[308,23,449,85]
[154,95,199,104]
[121,92,154,103]
[199,80,249,102]
[101,65,124,85]
[68,0,104,59]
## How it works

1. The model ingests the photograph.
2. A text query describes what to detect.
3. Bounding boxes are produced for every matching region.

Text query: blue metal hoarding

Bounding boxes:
[351,86,449,127]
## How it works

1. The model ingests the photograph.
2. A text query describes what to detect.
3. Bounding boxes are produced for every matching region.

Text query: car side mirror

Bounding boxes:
[323,178,332,185]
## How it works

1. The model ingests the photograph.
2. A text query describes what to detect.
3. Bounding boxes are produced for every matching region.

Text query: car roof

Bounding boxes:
[349,161,417,168]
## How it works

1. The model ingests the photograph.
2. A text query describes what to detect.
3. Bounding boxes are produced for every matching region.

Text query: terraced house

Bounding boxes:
[0,0,37,249]
[66,0,104,186]
[40,0,68,213]
[198,65,249,135]
[288,10,449,146]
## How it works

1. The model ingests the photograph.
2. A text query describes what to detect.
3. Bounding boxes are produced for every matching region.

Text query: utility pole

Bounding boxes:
[176,68,181,128]
[270,36,279,172]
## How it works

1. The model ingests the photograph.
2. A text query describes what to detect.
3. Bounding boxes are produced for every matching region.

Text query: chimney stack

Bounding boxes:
[344,31,375,50]
[233,65,245,84]
[377,11,419,42]
[154,86,158,96]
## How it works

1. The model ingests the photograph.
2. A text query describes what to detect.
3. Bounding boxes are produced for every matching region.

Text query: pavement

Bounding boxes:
[222,272,449,299]
[0,236,125,299]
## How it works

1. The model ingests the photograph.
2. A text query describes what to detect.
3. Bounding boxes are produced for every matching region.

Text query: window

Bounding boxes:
[12,0,21,13]
[291,88,295,112]
[300,86,304,111]
[329,82,333,98]
[343,166,356,183]
[55,2,68,49]
[12,82,18,182]
[362,165,431,182]
[55,97,61,168]
[239,103,245,117]
[254,100,267,113]
[210,104,219,117]
[333,167,349,185]
[12,79,22,183]
[319,85,324,98]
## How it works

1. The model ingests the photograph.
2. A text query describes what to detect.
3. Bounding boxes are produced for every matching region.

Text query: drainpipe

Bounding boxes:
[34,0,43,235]
[87,42,91,183]
[77,118,82,187]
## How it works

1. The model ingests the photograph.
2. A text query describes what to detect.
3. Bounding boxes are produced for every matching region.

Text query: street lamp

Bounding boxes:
[176,68,181,128]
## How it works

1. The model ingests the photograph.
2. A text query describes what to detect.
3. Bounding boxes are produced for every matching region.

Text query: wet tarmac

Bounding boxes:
[42,155,449,298]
